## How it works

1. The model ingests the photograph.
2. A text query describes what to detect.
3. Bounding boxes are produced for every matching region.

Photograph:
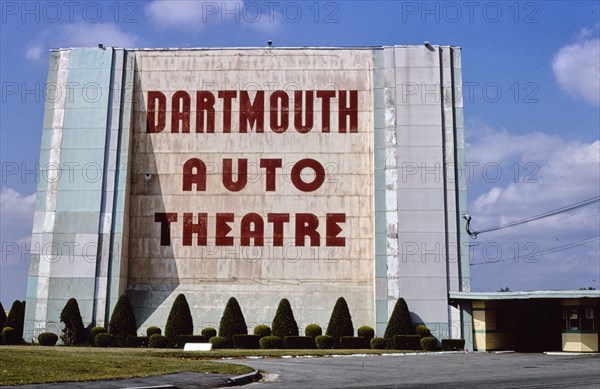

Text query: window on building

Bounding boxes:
[563,307,596,331]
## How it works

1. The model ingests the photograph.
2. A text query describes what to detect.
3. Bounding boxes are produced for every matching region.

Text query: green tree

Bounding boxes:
[5,301,25,342]
[218,297,247,339]
[60,298,86,345]
[0,301,7,330]
[271,298,299,338]
[109,294,138,347]
[165,293,194,346]
[383,297,414,348]
[325,297,354,348]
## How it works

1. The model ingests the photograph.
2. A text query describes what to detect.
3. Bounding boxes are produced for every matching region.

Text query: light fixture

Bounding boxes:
[463,213,479,239]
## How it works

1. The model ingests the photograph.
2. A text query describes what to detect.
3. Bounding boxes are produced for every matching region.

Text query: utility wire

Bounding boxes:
[475,205,599,244]
[466,195,600,238]
[470,235,600,266]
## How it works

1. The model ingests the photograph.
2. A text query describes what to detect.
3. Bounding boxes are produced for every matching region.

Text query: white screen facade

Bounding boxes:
[25,46,471,347]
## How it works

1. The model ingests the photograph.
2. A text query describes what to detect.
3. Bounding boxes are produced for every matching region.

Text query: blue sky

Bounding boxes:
[1,1,599,305]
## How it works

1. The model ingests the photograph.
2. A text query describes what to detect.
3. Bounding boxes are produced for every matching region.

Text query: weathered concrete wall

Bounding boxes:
[25,45,470,341]
[24,47,133,341]
[127,49,376,333]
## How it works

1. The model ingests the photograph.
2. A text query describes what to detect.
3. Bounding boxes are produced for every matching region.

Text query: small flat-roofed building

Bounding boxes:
[450,290,600,352]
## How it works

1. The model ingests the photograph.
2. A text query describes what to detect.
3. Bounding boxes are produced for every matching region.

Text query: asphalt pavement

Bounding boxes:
[2,352,599,388]
[235,352,600,388]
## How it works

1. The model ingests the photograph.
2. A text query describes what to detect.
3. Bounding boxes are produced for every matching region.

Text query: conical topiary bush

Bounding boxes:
[0,301,6,330]
[165,293,194,346]
[109,294,138,347]
[218,297,247,340]
[383,297,414,348]
[60,298,86,345]
[325,297,354,348]
[271,298,299,338]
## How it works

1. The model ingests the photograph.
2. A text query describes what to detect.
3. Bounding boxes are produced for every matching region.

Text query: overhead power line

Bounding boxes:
[466,195,600,239]
[470,234,600,266]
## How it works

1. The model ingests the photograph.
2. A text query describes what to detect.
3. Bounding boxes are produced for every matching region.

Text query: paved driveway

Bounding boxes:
[233,352,600,388]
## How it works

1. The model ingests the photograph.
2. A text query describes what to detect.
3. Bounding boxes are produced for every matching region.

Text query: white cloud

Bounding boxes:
[466,127,600,291]
[26,22,137,62]
[25,45,43,61]
[145,0,279,33]
[0,187,36,229]
[146,0,244,29]
[552,27,600,105]
[0,188,35,304]
[61,22,138,47]
[471,139,600,222]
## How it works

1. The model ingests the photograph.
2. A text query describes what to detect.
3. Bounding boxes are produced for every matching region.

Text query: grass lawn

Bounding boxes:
[0,346,253,386]
[0,346,417,386]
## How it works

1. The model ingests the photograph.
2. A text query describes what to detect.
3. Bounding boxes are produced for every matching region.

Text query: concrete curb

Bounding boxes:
[225,369,260,386]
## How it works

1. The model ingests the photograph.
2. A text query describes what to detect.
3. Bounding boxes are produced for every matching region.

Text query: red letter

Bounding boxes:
[155,212,178,246]
[171,91,190,133]
[291,158,326,192]
[183,158,206,191]
[326,213,345,247]
[267,213,290,246]
[295,213,320,246]
[316,90,335,132]
[260,158,282,191]
[196,91,215,133]
[183,213,207,246]
[218,90,237,133]
[270,90,289,133]
[241,213,264,246]
[240,90,264,133]
[294,90,314,133]
[147,91,166,133]
[223,159,247,192]
[339,90,358,133]
[216,213,234,246]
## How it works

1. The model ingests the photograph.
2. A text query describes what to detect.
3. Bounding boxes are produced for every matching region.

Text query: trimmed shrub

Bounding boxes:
[38,332,58,346]
[91,326,107,339]
[357,326,375,340]
[383,298,414,349]
[218,297,247,339]
[420,336,437,351]
[259,335,283,349]
[209,336,232,349]
[126,336,148,348]
[415,325,431,338]
[177,335,206,348]
[0,301,6,330]
[95,333,114,347]
[148,334,169,348]
[165,294,194,347]
[5,301,25,343]
[284,336,315,349]
[253,325,271,338]
[146,326,162,337]
[2,327,19,345]
[233,334,261,349]
[325,297,354,348]
[60,298,86,346]
[201,327,217,339]
[340,336,369,349]
[271,299,299,338]
[304,324,322,338]
[393,335,421,350]
[315,335,334,349]
[441,339,465,351]
[109,295,138,347]
[370,337,386,350]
